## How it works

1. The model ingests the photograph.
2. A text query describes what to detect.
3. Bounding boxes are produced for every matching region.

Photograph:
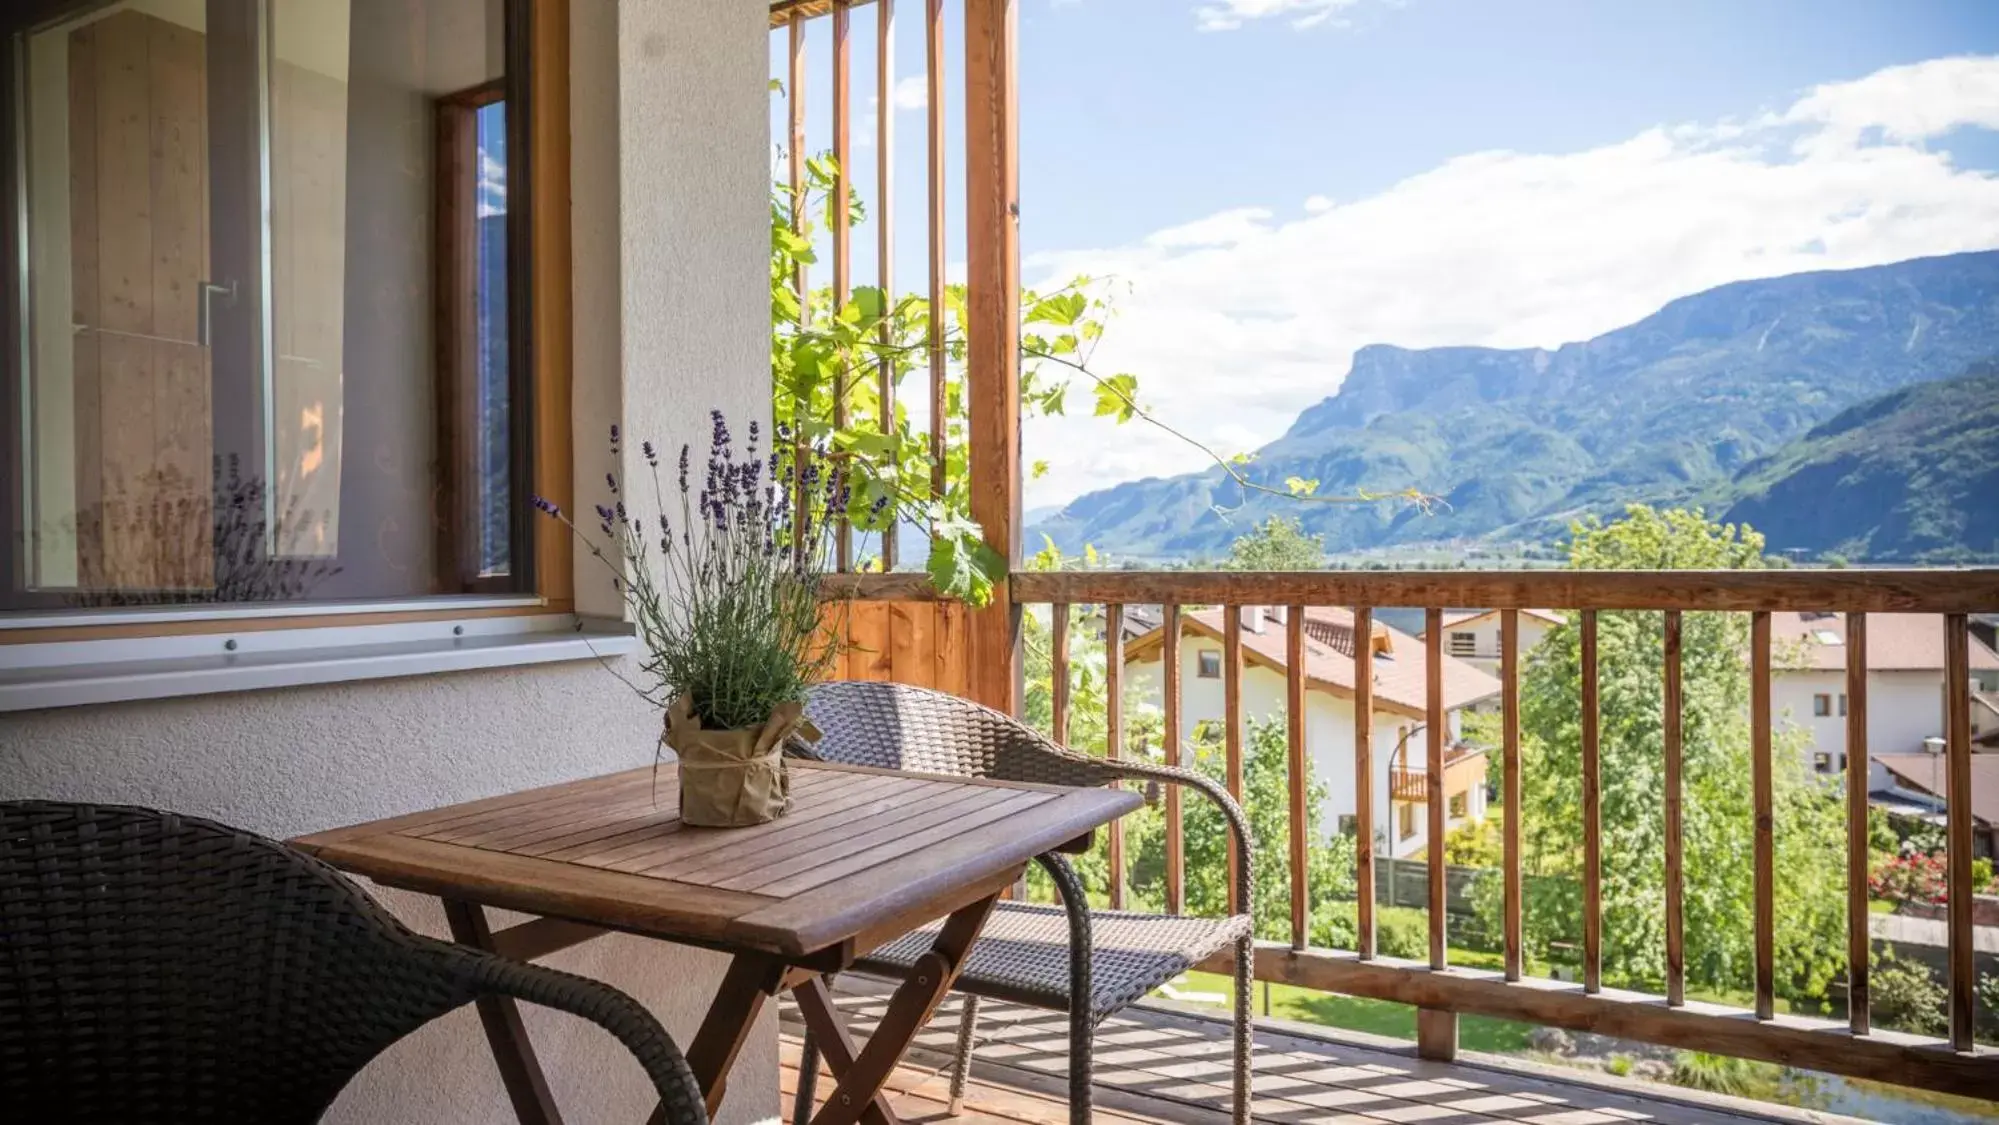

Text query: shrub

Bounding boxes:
[1871,950,1947,1035]
[1605,1055,1633,1078]
[1870,852,1946,906]
[1669,1052,1786,1099]
[1375,907,1429,961]
[1312,900,1357,950]
[1973,856,1994,894]
[1442,817,1501,869]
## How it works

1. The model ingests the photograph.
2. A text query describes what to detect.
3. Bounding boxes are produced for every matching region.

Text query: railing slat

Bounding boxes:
[830,0,853,571]
[1289,605,1309,950]
[1945,613,1974,1050]
[1223,604,1246,916]
[1845,611,1869,1035]
[924,0,947,514]
[1663,609,1685,1007]
[787,13,809,553]
[1049,602,1070,744]
[1104,602,1125,910]
[1501,608,1521,982]
[1354,606,1376,960]
[1581,609,1601,994]
[874,0,896,569]
[1426,607,1446,970]
[1163,602,1184,916]
[1752,609,1775,1021]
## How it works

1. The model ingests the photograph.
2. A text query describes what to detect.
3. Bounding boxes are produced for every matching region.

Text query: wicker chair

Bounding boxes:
[789,681,1254,1125]
[0,800,707,1125]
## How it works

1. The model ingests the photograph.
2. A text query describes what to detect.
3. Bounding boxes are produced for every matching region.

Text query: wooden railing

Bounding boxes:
[826,568,1999,1098]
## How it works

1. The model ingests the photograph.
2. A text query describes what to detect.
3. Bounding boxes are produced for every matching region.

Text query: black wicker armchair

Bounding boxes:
[789,681,1254,1125]
[0,800,707,1125]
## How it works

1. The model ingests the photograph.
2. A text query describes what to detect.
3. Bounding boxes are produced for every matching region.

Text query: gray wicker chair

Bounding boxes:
[789,681,1254,1125]
[0,800,707,1125]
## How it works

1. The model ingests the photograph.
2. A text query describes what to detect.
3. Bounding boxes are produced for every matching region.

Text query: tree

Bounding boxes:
[1122,718,1355,941]
[1222,517,1327,571]
[1474,506,1850,1004]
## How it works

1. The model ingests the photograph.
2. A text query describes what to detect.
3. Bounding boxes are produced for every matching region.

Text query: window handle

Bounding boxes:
[197,279,238,348]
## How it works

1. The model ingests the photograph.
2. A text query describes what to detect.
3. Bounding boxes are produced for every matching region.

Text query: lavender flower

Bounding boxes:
[643,440,658,467]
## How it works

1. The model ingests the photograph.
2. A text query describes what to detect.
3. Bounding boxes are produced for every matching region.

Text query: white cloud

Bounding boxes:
[1195,0,1372,32]
[476,147,506,218]
[1021,55,1999,508]
[893,75,929,111]
[1303,194,1336,213]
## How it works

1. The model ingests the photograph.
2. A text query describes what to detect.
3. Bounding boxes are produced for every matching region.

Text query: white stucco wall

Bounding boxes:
[1435,612,1556,679]
[0,2,780,1122]
[1126,625,1477,860]
[1774,668,1948,789]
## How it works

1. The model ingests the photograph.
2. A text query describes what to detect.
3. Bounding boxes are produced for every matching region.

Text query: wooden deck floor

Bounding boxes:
[779,988,1847,1125]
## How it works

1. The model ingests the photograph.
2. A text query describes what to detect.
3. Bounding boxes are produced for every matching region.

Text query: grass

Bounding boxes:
[1170,970,1536,1054]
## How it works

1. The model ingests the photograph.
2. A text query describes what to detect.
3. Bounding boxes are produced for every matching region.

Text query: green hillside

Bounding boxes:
[1719,364,1999,562]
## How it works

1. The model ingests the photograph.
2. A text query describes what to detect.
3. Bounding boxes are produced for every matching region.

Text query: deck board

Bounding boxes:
[780,986,1829,1125]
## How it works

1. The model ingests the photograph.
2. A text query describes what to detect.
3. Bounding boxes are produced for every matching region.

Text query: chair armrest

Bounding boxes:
[1094,759,1255,921]
[463,952,708,1124]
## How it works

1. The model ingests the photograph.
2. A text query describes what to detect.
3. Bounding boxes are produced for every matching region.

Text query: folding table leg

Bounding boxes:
[673,952,788,1122]
[442,899,566,1125]
[805,892,1000,1125]
[791,977,900,1125]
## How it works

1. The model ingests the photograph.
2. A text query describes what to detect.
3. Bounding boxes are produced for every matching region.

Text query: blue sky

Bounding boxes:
[774,1,1999,507]
[1019,0,1999,250]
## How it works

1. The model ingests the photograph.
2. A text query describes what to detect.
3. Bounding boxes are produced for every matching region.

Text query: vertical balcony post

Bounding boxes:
[1224,604,1246,915]
[963,0,1020,714]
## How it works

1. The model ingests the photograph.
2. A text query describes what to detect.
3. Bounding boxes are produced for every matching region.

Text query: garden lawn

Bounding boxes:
[1170,970,1535,1054]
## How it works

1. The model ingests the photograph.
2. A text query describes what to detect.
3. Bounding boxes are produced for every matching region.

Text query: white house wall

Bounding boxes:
[1126,630,1473,860]
[1438,613,1556,679]
[0,3,779,1122]
[1774,668,1949,790]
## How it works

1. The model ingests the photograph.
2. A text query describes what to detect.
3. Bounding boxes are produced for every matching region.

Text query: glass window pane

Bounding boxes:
[6,0,517,611]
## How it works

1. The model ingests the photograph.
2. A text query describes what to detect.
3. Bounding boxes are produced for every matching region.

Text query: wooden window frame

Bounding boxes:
[0,0,573,646]
[1196,649,1222,679]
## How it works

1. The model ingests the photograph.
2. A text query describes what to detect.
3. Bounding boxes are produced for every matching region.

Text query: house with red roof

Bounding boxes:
[1769,613,1999,784]
[1124,606,1501,859]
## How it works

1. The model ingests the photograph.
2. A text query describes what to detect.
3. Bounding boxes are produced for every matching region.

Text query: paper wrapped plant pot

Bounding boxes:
[664,696,817,827]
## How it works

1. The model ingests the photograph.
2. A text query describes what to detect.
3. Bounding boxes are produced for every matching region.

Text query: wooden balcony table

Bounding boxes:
[292,758,1138,1125]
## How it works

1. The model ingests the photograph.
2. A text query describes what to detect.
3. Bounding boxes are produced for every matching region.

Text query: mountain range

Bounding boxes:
[1030,250,1999,563]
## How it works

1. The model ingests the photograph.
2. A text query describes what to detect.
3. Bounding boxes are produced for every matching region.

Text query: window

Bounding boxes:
[2,0,531,614]
[1398,801,1417,841]
[1839,693,1849,717]
[1813,694,1832,717]
[1449,631,1477,657]
[1337,814,1357,837]
[1196,649,1222,679]
[1814,751,1835,773]
[1449,792,1468,819]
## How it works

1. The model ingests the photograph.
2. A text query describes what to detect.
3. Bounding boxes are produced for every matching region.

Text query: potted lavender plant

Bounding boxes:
[535,411,845,827]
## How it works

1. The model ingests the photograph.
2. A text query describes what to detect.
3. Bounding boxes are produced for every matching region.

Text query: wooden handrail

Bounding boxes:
[1009,567,1999,612]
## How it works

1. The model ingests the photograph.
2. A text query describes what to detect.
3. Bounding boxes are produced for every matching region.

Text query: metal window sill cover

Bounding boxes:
[0,616,638,712]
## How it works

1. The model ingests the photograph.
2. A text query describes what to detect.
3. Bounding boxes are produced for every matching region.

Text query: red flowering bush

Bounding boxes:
[1870,852,1947,906]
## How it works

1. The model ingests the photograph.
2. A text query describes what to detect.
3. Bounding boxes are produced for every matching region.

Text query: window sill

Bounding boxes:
[0,614,638,713]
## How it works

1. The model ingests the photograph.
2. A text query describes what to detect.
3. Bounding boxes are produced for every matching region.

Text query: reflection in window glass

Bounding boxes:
[4,0,519,610]
[475,100,510,578]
